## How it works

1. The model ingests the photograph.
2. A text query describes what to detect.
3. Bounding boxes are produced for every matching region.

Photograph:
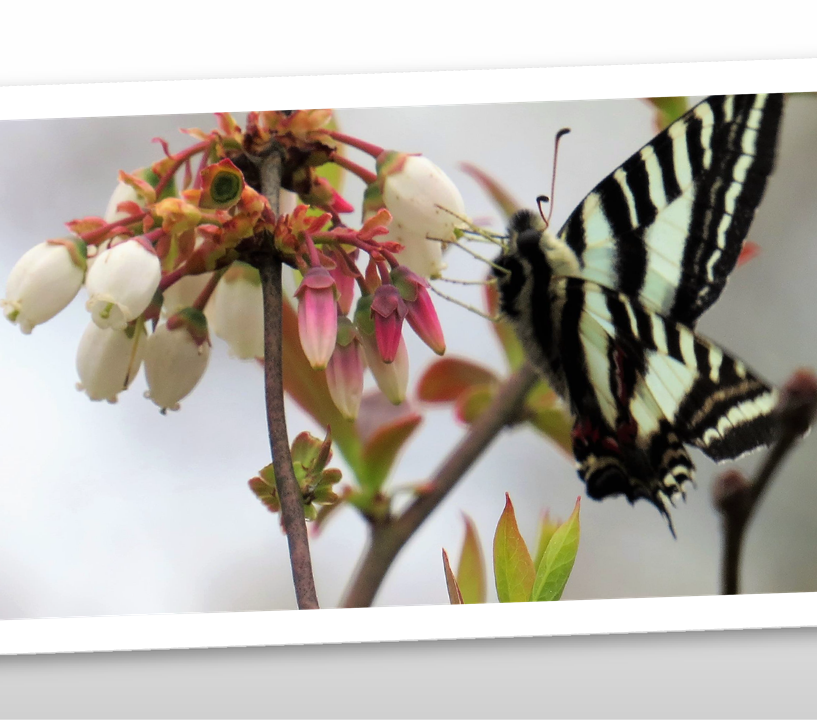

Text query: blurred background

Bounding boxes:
[0,94,814,619]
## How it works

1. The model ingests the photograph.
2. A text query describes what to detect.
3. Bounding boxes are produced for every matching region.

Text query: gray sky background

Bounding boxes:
[0,95,815,620]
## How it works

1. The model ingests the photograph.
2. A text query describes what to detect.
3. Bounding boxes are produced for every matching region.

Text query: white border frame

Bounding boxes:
[0,58,815,655]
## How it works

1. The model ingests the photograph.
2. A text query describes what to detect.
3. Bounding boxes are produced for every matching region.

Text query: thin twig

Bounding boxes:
[257,150,320,610]
[342,362,540,608]
[714,369,817,595]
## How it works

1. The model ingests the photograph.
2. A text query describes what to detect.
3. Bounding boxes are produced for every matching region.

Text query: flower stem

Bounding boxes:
[258,150,320,610]
[330,153,377,185]
[191,268,225,311]
[327,130,384,159]
[342,362,539,608]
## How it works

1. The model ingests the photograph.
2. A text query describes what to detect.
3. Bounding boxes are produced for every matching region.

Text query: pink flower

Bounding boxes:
[294,266,338,370]
[325,316,365,420]
[355,295,409,404]
[391,265,445,355]
[370,284,407,364]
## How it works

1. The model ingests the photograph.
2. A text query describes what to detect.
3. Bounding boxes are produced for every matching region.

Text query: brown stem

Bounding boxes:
[342,362,540,608]
[258,150,320,610]
[715,369,817,595]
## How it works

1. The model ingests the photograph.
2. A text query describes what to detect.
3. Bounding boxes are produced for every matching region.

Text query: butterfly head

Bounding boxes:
[492,209,553,319]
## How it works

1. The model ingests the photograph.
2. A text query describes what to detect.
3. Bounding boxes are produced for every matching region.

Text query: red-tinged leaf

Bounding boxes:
[484,283,526,370]
[454,383,496,424]
[457,515,486,604]
[417,357,498,403]
[358,407,423,493]
[531,497,581,602]
[645,97,688,131]
[442,549,464,604]
[493,494,535,603]
[533,511,561,570]
[280,298,363,475]
[737,241,761,267]
[460,162,522,221]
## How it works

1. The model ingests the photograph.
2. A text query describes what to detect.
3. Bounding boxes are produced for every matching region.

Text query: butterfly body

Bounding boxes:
[493,94,784,525]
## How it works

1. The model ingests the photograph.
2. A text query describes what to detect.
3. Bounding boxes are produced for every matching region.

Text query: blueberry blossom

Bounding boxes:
[325,316,365,420]
[294,266,338,370]
[85,237,161,331]
[208,262,264,360]
[2,238,87,334]
[75,320,146,402]
[374,152,467,279]
[143,308,210,412]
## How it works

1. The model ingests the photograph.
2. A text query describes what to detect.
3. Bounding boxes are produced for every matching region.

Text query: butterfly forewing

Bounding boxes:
[557,94,783,325]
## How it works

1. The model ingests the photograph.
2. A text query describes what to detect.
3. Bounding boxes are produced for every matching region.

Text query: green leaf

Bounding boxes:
[533,511,561,571]
[493,494,535,603]
[524,381,573,455]
[646,97,688,130]
[454,384,496,424]
[531,497,581,602]
[358,411,423,493]
[417,357,498,403]
[457,515,486,604]
[442,549,464,604]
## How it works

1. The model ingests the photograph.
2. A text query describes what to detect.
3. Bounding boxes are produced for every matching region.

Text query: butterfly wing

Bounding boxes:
[555,278,778,519]
[556,94,783,326]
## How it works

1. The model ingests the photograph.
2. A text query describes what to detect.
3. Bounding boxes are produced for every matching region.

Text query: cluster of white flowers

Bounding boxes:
[2,182,267,412]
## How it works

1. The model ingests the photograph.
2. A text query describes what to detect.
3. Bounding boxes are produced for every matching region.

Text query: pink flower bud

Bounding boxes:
[370,284,407,364]
[391,265,445,355]
[294,266,338,370]
[325,317,365,420]
[355,295,408,405]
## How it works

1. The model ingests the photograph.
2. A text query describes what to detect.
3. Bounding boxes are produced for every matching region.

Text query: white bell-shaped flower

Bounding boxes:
[75,321,146,402]
[2,239,87,334]
[377,153,466,279]
[85,238,161,331]
[208,262,264,360]
[144,309,210,413]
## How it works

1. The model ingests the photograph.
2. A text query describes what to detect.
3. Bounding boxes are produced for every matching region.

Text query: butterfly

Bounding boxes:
[492,94,784,530]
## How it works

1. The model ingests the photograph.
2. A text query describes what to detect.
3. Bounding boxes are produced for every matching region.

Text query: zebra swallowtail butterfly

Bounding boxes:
[493,94,784,530]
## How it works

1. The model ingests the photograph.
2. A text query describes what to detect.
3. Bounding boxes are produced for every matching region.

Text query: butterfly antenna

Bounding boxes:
[547,127,571,225]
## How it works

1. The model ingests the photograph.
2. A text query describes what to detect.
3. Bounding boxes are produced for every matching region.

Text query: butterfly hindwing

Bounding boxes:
[557,278,779,515]
[557,94,783,325]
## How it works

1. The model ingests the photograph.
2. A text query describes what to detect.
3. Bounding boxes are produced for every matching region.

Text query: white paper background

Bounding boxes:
[1,0,816,716]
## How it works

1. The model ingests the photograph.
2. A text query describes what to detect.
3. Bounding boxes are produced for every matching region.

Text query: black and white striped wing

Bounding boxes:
[558,278,778,516]
[557,94,783,326]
